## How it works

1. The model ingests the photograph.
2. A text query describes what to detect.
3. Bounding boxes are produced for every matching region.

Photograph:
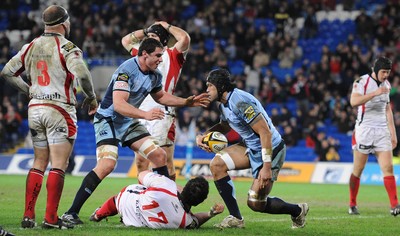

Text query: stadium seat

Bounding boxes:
[181,4,197,19]
[286,146,315,162]
[204,38,214,53]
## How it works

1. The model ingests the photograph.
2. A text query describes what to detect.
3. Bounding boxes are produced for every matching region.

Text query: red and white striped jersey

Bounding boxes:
[352,74,391,128]
[5,33,84,106]
[116,172,197,229]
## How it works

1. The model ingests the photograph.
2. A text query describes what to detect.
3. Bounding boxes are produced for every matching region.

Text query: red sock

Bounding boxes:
[96,196,118,220]
[349,174,360,207]
[45,168,65,224]
[24,168,44,219]
[384,176,398,208]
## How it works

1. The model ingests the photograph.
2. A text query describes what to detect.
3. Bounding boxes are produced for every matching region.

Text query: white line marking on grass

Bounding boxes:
[251,214,387,222]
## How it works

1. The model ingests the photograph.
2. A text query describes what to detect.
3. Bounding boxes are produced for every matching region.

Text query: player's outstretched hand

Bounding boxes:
[82,97,98,115]
[185,93,210,108]
[209,203,225,217]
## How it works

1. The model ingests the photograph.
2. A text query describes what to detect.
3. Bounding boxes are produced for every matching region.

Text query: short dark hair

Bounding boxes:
[180,176,209,207]
[138,38,164,56]
[42,5,69,26]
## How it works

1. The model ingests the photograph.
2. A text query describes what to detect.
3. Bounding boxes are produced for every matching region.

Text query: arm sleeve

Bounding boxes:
[185,214,199,229]
[232,95,260,124]
[1,45,30,95]
[66,50,96,99]
[351,79,364,95]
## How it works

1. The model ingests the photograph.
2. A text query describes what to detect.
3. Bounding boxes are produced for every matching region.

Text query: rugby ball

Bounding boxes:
[202,131,228,153]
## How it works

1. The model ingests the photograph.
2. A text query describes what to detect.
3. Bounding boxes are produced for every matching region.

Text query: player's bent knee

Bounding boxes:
[210,151,234,174]
[138,139,159,159]
[102,164,116,176]
[136,157,150,171]
[147,148,167,166]
[96,145,118,175]
[247,189,267,212]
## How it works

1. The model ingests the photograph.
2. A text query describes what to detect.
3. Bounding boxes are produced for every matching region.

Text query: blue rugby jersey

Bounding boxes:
[96,56,163,123]
[219,88,282,151]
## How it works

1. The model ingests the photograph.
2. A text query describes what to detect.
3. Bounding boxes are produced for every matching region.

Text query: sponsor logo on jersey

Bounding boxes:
[116,73,129,82]
[30,92,61,100]
[62,42,77,52]
[99,130,108,136]
[55,127,67,133]
[359,144,374,150]
[171,202,179,213]
[114,81,129,90]
[244,106,256,121]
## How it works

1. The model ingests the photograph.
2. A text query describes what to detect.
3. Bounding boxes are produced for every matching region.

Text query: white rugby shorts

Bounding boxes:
[140,114,175,146]
[28,103,77,146]
[353,125,392,154]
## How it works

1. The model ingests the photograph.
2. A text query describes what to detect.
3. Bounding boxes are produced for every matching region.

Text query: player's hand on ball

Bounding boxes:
[196,134,212,152]
[202,131,228,153]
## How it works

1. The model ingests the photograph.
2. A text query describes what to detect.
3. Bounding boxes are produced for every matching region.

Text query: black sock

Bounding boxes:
[67,170,101,215]
[264,197,301,217]
[152,166,169,178]
[214,176,242,219]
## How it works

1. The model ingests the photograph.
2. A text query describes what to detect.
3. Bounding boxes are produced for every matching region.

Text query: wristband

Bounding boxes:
[130,32,140,43]
[262,148,272,162]
[208,207,215,218]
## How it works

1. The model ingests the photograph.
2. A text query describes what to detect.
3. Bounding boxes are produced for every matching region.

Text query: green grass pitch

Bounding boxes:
[0,174,398,236]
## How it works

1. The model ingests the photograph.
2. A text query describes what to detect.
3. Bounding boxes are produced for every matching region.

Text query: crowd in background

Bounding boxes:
[1,0,400,161]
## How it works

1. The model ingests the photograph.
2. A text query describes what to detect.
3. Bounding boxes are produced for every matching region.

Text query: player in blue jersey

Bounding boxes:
[62,38,209,225]
[196,68,308,229]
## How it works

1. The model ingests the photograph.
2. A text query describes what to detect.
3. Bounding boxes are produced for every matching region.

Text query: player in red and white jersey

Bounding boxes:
[89,171,224,229]
[348,56,399,216]
[353,75,391,128]
[1,5,97,229]
[121,21,190,180]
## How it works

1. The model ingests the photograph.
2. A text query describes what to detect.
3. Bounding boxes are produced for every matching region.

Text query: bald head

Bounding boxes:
[42,5,69,26]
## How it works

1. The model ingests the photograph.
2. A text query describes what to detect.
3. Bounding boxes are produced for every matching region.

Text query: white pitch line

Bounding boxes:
[251,214,387,222]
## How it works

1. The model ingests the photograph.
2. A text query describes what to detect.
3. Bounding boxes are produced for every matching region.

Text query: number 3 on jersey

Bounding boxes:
[142,200,168,224]
[37,60,50,86]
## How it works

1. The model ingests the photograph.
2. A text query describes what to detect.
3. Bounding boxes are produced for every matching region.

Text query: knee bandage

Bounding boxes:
[96,145,118,161]
[248,189,268,203]
[138,139,159,159]
[217,150,235,170]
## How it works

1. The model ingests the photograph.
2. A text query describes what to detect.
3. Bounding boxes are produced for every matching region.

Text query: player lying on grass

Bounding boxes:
[88,170,224,229]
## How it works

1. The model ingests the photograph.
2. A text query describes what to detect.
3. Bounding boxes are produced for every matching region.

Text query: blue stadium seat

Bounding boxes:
[204,38,214,53]
[181,4,197,19]
[297,139,306,147]
[286,146,315,162]
[253,18,275,32]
